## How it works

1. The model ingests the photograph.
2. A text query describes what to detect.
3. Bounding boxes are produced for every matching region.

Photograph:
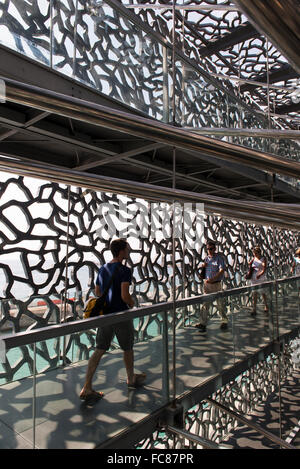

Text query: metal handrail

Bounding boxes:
[0,275,298,350]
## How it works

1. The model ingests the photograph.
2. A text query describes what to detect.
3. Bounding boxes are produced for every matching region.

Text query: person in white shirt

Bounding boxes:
[195,241,228,332]
[291,248,300,276]
[248,246,269,316]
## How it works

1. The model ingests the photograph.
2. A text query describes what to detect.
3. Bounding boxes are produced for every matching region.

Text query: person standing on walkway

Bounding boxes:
[291,248,300,276]
[195,241,228,332]
[80,238,146,402]
[248,245,269,316]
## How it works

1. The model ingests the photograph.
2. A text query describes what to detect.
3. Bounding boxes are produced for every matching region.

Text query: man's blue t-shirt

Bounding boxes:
[95,262,132,313]
[204,254,226,281]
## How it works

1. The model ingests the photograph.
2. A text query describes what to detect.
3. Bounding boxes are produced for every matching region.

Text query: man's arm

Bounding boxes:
[196,261,206,281]
[291,260,296,274]
[206,268,224,283]
[257,258,267,279]
[95,284,101,297]
[121,282,134,308]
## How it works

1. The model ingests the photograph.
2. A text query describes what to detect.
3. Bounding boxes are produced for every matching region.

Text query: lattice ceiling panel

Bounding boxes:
[123,0,300,126]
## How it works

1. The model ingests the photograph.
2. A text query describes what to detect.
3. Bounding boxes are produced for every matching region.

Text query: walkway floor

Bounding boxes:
[0,297,299,449]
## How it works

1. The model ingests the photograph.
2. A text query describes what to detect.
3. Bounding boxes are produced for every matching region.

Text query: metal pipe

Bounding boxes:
[1,276,299,350]
[49,0,53,69]
[205,72,299,93]
[171,147,176,406]
[32,342,37,449]
[123,5,240,12]
[2,77,300,180]
[162,311,170,402]
[183,128,300,139]
[167,425,230,449]
[171,3,177,407]
[206,397,296,449]
[0,156,299,230]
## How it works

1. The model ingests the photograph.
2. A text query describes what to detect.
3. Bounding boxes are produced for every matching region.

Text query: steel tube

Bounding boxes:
[0,156,299,230]
[184,128,300,139]
[2,76,300,180]
[1,276,298,350]
[123,5,239,11]
[167,425,230,449]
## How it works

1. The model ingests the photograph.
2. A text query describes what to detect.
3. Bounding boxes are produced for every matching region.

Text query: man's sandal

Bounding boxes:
[127,373,146,389]
[80,390,104,402]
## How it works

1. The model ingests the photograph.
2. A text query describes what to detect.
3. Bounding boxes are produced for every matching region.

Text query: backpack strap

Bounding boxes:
[100,263,121,299]
[89,264,121,317]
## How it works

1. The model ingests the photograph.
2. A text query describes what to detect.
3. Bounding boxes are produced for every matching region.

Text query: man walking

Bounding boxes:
[195,241,228,332]
[80,238,146,401]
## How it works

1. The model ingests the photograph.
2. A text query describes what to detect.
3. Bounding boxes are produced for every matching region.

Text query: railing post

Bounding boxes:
[32,342,37,449]
[162,310,170,402]
[163,45,170,123]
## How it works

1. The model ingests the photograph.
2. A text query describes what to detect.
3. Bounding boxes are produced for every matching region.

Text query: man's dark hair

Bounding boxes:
[110,238,128,257]
[206,241,216,248]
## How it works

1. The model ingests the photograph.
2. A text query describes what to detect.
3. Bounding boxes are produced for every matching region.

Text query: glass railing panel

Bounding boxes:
[69,1,167,120]
[275,278,300,336]
[231,283,276,361]
[174,294,235,398]
[0,0,51,65]
[136,281,166,305]
[29,308,171,449]
[51,0,77,76]
[0,339,34,386]
[0,2,299,166]
[231,103,268,152]
[227,95,242,135]
[0,342,35,449]
[179,63,229,131]
[0,294,85,385]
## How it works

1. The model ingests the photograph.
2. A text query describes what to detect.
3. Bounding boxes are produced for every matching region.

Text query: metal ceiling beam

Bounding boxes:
[0,108,119,159]
[120,154,261,200]
[240,64,299,92]
[233,0,300,75]
[1,104,295,201]
[198,23,260,58]
[0,110,50,143]
[2,115,250,198]
[275,101,300,116]
[3,77,300,180]
[74,143,166,171]
[206,182,265,196]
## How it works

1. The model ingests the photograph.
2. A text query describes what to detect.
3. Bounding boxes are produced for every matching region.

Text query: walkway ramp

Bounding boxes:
[0,296,298,449]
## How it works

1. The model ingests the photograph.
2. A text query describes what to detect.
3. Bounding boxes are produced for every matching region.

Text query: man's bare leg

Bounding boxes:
[262,293,269,312]
[124,349,134,385]
[80,348,105,398]
[124,349,146,387]
[252,291,258,314]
